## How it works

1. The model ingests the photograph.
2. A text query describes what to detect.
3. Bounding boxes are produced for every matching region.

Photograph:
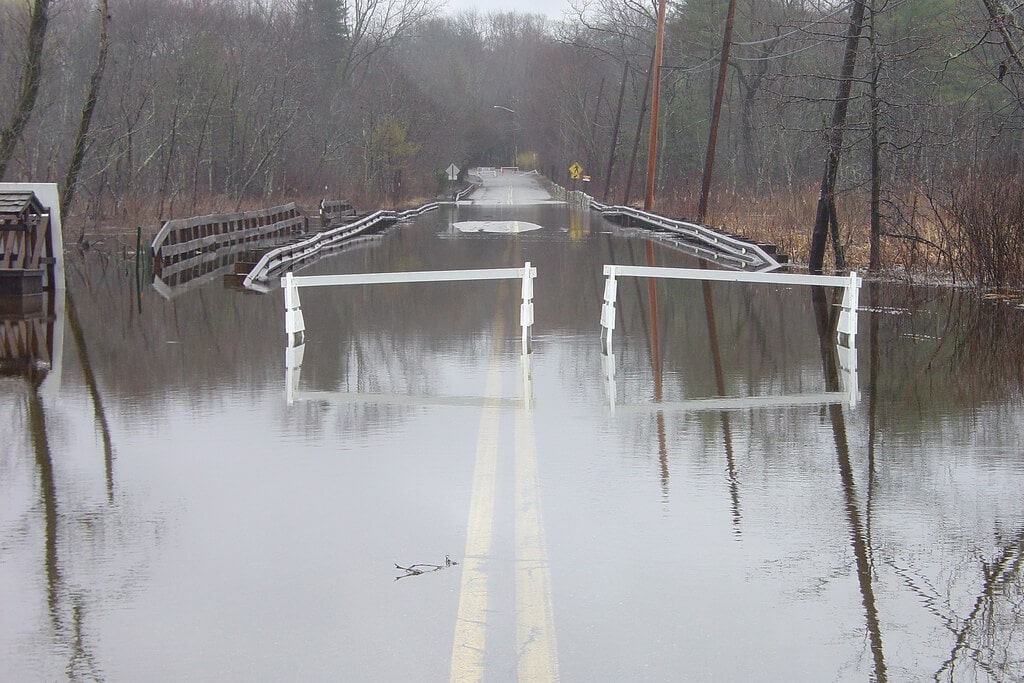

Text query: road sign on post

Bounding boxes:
[446,163,461,202]
[568,162,582,180]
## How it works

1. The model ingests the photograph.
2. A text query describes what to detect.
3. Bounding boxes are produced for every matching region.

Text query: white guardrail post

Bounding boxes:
[600,266,618,357]
[836,271,861,406]
[283,271,305,347]
[283,272,306,405]
[600,266,619,411]
[521,261,536,355]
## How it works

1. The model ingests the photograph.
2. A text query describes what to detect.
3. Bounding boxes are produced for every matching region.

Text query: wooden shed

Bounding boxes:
[0,189,53,295]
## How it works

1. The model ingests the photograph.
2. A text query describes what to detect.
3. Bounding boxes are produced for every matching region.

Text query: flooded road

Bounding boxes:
[3,170,1024,681]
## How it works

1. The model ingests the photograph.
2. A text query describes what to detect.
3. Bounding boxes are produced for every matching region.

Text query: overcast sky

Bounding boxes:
[441,0,574,21]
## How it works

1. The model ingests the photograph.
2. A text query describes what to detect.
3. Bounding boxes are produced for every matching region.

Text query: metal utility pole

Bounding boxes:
[643,0,668,211]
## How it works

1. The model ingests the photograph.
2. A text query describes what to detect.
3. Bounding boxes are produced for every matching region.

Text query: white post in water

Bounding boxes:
[283,271,305,347]
[285,343,305,405]
[521,261,535,355]
[836,271,861,406]
[283,272,306,405]
[600,266,618,356]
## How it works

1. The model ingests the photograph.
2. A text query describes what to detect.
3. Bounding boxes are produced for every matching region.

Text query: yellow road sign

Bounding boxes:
[568,162,582,180]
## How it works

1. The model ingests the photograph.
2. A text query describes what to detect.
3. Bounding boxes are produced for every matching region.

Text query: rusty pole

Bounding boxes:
[643,0,668,211]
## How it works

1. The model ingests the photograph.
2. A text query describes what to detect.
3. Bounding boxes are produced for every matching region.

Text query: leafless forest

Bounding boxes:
[2,0,1024,283]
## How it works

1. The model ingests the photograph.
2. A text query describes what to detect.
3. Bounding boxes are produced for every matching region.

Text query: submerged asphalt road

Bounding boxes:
[4,168,1024,681]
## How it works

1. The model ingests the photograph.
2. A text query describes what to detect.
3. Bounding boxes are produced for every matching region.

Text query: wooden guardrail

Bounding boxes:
[150,203,308,274]
[319,199,356,226]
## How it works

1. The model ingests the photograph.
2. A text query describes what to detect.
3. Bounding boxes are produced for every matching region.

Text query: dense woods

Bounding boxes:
[2,0,1024,283]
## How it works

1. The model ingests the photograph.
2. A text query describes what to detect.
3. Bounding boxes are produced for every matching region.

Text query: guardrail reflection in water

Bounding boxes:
[600,265,861,410]
[283,264,537,404]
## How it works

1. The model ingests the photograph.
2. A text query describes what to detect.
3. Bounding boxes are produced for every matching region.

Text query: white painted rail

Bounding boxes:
[589,202,785,272]
[283,264,536,403]
[284,262,536,349]
[600,265,861,406]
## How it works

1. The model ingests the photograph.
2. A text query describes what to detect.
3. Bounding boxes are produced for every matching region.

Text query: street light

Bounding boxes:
[492,105,518,169]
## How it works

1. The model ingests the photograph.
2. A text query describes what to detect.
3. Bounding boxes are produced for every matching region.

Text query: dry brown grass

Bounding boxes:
[646,184,952,278]
[68,177,959,285]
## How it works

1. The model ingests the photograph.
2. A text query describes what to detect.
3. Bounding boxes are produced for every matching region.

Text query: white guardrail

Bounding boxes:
[589,201,784,272]
[243,204,439,290]
[283,263,537,403]
[599,265,862,406]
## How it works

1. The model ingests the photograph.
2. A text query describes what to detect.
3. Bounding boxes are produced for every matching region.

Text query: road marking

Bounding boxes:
[450,317,505,682]
[450,269,559,681]
[515,400,560,682]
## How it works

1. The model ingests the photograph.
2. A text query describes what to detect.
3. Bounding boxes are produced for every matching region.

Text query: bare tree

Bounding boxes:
[62,0,110,218]
[808,0,867,273]
[0,0,50,178]
[341,0,440,85]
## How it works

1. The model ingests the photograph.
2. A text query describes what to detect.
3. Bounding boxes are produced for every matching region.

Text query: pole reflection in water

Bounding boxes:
[27,366,103,681]
[644,240,670,497]
[701,274,742,536]
[27,382,60,629]
[813,285,887,682]
[67,289,115,502]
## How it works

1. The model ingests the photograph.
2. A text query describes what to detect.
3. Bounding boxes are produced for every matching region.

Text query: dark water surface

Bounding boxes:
[3,189,1024,681]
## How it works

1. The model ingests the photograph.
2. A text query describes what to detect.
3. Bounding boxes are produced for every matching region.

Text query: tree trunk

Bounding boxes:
[809,0,867,273]
[0,0,50,178]
[602,61,628,203]
[868,0,882,271]
[62,0,110,218]
[697,0,738,222]
[624,56,653,207]
[981,0,1024,75]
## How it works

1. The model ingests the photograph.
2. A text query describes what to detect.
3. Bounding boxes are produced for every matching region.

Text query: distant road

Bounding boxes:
[468,168,557,205]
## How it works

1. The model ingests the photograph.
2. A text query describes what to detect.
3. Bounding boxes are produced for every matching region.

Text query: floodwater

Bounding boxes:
[2,171,1024,682]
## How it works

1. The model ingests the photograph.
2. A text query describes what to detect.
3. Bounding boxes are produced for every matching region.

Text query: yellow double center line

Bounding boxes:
[514,388,559,681]
[449,348,502,679]
[450,315,559,682]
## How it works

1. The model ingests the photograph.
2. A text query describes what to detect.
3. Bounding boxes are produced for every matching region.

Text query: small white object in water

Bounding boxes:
[453,220,542,234]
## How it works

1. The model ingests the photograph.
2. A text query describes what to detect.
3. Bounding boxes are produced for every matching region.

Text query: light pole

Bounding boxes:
[493,105,518,169]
